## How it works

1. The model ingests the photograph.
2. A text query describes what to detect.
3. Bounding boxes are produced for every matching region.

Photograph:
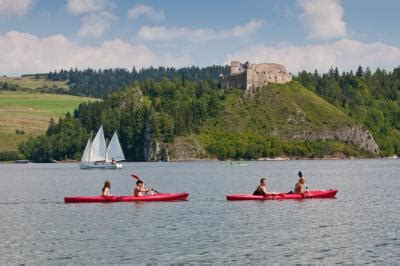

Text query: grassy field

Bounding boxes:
[0,75,68,90]
[0,91,95,151]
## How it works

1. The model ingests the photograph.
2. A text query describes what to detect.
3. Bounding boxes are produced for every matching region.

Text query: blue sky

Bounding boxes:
[1,0,400,75]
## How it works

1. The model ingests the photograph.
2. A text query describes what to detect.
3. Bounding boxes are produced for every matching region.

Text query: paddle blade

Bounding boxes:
[131,174,141,180]
[298,171,303,178]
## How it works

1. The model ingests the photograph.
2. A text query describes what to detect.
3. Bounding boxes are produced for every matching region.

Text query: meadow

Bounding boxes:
[0,75,68,90]
[0,91,95,151]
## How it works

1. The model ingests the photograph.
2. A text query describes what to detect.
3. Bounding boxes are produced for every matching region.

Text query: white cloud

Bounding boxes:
[298,0,347,39]
[66,0,114,38]
[138,19,264,42]
[66,0,105,15]
[227,39,400,74]
[127,4,165,21]
[0,0,32,16]
[0,31,191,76]
[78,11,115,38]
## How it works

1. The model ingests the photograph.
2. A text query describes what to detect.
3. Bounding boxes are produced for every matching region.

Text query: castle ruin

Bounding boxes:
[220,61,292,91]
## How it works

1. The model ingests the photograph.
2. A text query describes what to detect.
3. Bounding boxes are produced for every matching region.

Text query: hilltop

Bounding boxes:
[0,75,68,93]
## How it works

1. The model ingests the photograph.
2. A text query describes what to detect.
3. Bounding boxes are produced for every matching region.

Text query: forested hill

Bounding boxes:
[18,70,399,162]
[48,65,230,98]
[296,66,400,156]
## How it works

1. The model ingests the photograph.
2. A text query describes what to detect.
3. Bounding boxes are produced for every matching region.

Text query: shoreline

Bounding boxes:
[1,155,398,164]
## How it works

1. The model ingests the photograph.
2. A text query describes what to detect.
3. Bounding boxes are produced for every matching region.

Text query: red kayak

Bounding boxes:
[64,192,189,203]
[226,189,337,201]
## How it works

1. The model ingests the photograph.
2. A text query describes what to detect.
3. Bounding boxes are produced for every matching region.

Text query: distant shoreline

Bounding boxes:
[2,156,397,164]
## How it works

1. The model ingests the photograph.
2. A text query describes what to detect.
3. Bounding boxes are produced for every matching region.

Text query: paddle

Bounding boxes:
[131,174,160,194]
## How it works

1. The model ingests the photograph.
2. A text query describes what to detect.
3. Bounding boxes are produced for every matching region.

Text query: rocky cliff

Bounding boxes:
[292,125,379,155]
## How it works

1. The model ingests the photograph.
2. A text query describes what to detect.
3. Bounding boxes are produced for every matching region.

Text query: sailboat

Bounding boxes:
[80,125,125,170]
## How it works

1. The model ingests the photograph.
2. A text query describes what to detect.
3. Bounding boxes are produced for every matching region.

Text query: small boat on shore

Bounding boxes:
[14,160,33,164]
[65,192,189,203]
[226,189,337,201]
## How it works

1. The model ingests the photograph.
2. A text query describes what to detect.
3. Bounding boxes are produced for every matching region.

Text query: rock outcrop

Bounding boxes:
[169,136,207,161]
[292,125,379,155]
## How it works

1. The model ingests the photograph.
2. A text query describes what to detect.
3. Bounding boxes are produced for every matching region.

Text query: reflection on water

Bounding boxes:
[0,160,399,263]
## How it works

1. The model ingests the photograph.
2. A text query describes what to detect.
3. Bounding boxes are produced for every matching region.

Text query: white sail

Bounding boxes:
[106,131,125,162]
[81,138,92,162]
[89,125,107,162]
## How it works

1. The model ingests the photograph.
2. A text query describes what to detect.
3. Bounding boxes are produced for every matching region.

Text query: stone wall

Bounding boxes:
[220,61,292,91]
[220,72,246,91]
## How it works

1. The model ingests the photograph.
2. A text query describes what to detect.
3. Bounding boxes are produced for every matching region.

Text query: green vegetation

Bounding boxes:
[0,75,68,93]
[19,79,224,162]
[208,82,353,134]
[0,91,95,154]
[48,66,229,97]
[198,82,361,160]
[9,64,400,162]
[18,79,369,162]
[199,131,361,160]
[296,67,400,156]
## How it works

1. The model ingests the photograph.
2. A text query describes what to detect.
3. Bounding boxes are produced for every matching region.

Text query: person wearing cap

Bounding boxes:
[294,171,306,194]
[253,178,269,195]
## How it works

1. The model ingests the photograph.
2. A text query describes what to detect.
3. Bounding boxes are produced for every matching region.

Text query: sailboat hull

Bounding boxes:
[79,162,122,170]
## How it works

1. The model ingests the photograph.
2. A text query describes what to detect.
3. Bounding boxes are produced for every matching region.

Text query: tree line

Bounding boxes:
[48,65,229,98]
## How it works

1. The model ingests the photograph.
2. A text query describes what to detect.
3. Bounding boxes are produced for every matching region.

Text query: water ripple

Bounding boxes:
[0,160,399,264]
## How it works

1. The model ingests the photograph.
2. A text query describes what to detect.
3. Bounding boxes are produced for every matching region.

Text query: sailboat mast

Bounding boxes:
[88,130,93,162]
[105,137,108,162]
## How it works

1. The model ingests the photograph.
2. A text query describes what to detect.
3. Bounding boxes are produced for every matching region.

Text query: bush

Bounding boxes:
[0,151,25,161]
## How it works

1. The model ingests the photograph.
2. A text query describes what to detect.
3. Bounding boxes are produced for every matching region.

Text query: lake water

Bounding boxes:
[0,159,399,264]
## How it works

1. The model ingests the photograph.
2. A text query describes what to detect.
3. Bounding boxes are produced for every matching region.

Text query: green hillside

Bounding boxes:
[0,75,68,91]
[0,91,95,152]
[198,82,361,159]
[296,67,400,156]
[210,81,352,134]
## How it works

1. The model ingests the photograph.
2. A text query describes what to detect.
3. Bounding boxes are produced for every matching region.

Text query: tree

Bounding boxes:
[356,66,363,77]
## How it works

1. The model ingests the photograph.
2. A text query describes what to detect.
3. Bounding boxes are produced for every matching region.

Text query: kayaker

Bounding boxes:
[294,171,306,194]
[134,180,153,196]
[253,178,269,195]
[101,180,112,196]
